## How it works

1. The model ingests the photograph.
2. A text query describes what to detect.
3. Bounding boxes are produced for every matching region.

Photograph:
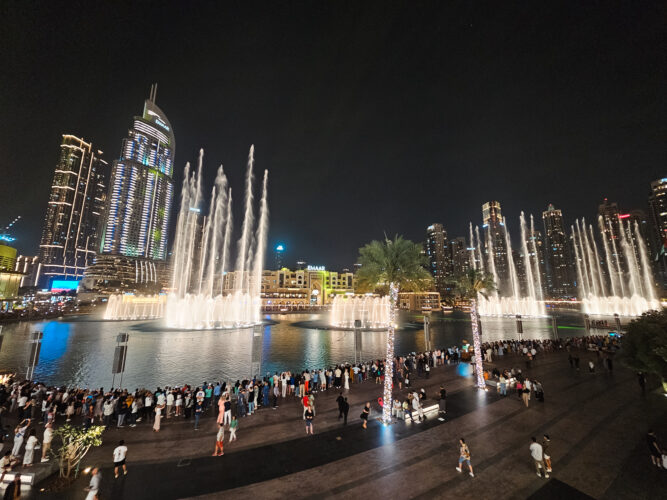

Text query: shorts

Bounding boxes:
[216,440,224,447]
[114,459,126,467]
[305,420,312,427]
[458,457,470,466]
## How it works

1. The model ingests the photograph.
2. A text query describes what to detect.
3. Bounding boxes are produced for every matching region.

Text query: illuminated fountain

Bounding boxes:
[104,146,269,328]
[470,213,546,317]
[104,293,167,320]
[572,217,660,316]
[165,146,268,329]
[330,295,391,329]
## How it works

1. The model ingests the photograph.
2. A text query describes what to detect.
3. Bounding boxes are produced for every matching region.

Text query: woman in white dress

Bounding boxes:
[344,368,350,390]
[153,404,163,432]
[23,429,39,466]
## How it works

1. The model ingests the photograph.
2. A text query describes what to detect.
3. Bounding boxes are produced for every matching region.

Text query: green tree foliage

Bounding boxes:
[356,235,433,295]
[453,269,496,300]
[54,424,105,478]
[620,310,667,391]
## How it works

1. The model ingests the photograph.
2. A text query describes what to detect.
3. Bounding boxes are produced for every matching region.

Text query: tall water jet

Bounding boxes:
[236,146,255,292]
[574,217,659,316]
[478,213,545,317]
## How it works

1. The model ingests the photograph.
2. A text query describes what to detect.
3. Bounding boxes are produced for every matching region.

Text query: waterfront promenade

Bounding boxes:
[43,346,666,500]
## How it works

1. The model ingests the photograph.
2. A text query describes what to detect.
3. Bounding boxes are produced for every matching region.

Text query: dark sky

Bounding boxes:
[1,1,665,269]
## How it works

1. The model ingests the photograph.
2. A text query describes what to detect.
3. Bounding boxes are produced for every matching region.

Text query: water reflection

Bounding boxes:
[0,311,592,389]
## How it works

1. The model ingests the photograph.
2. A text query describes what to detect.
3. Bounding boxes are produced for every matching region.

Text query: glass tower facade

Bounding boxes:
[542,204,572,297]
[39,135,108,285]
[100,94,175,261]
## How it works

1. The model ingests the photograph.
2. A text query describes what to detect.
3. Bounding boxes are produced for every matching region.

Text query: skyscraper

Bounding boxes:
[648,178,667,288]
[425,223,451,294]
[450,236,470,276]
[542,204,572,297]
[482,201,508,291]
[38,135,107,286]
[100,85,175,261]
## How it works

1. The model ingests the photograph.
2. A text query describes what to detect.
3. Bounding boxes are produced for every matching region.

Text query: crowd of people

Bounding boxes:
[0,331,642,496]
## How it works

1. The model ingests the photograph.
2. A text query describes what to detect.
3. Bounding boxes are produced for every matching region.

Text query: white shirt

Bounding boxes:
[113,445,128,462]
[529,442,543,461]
[156,393,165,406]
[166,393,174,405]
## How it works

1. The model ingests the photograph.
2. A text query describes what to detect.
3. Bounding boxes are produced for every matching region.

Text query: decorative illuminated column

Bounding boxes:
[382,282,398,425]
[470,297,486,389]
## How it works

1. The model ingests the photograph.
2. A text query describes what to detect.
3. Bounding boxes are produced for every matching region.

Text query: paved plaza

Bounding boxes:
[38,346,667,500]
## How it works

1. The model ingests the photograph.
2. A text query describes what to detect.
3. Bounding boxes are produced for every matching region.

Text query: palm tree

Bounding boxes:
[356,235,433,424]
[454,269,496,389]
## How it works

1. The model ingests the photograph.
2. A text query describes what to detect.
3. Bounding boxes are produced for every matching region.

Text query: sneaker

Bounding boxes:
[124,470,127,475]
[456,467,462,473]
[469,472,474,477]
[545,474,550,478]
[115,474,119,479]
[129,424,136,428]
[536,472,541,477]
[41,458,49,463]
[546,469,552,472]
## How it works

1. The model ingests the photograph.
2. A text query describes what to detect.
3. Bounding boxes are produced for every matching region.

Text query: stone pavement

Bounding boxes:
[41,348,667,499]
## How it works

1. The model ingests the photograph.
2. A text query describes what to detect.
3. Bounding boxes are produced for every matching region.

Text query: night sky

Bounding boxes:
[1,1,665,269]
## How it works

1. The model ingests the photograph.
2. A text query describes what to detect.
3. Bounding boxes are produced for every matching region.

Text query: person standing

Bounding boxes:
[412,391,423,422]
[194,400,203,430]
[213,423,225,456]
[153,404,162,432]
[455,438,474,477]
[304,405,314,435]
[113,440,128,478]
[223,397,232,426]
[530,437,548,478]
[342,397,349,425]
[41,423,53,463]
[542,435,552,473]
[438,386,447,415]
[22,429,38,467]
[522,384,530,408]
[229,416,238,442]
[336,392,344,419]
[361,402,370,429]
[11,419,29,458]
[84,467,101,500]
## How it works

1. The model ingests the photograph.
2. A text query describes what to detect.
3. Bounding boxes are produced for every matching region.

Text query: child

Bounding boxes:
[213,423,224,456]
[229,416,238,442]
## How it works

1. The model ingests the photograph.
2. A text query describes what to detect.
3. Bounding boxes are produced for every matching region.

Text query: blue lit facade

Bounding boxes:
[100,97,175,261]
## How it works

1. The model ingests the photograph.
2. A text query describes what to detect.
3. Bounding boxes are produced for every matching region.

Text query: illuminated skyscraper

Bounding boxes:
[38,135,107,286]
[542,204,572,297]
[648,178,667,288]
[425,223,452,294]
[482,201,508,290]
[100,85,175,261]
[450,236,470,276]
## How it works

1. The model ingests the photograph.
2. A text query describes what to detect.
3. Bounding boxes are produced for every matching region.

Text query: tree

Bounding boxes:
[54,424,105,478]
[620,310,667,393]
[454,269,496,389]
[356,235,433,424]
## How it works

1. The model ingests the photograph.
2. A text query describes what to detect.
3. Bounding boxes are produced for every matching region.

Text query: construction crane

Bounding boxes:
[0,215,21,242]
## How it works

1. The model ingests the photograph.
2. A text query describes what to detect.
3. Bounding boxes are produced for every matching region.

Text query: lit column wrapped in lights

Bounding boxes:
[470,297,486,389]
[382,282,398,425]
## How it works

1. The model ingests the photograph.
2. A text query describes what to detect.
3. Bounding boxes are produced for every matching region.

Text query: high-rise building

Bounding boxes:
[542,204,572,297]
[425,223,452,294]
[100,85,175,261]
[274,244,285,270]
[450,236,470,276]
[648,178,667,289]
[482,201,508,291]
[598,198,621,244]
[38,135,108,286]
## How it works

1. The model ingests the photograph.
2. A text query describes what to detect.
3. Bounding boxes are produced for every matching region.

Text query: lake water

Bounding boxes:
[0,310,596,389]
